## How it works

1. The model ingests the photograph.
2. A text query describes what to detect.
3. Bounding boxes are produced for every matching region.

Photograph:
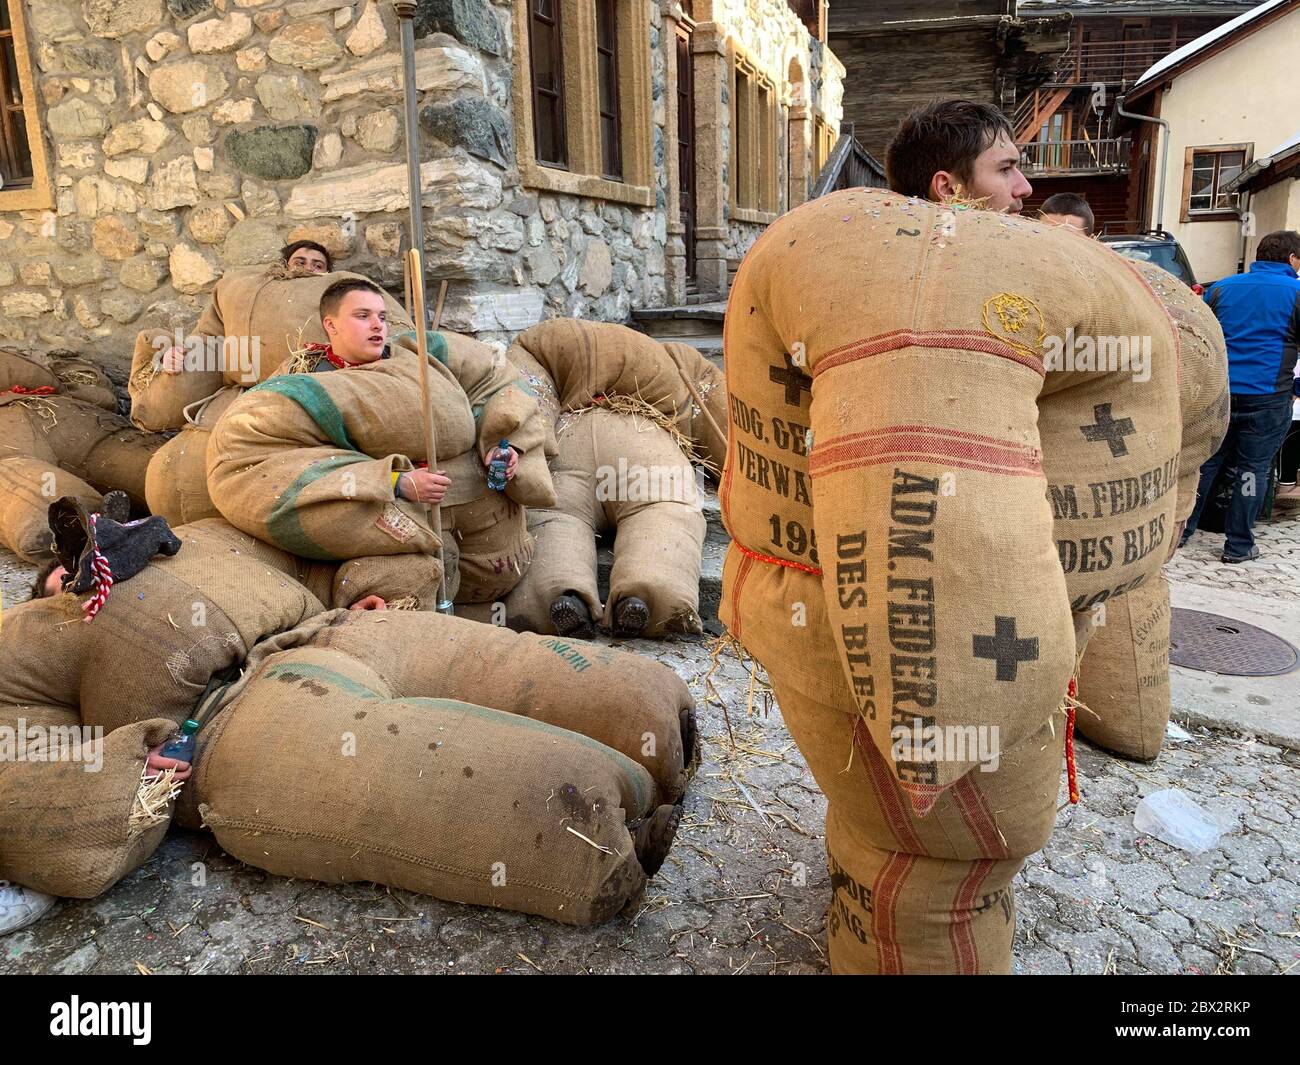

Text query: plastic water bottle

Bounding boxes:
[487,439,510,492]
[159,719,199,764]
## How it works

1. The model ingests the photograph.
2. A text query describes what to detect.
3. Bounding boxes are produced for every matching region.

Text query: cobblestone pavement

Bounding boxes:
[1167,502,1300,602]
[3,601,1298,975]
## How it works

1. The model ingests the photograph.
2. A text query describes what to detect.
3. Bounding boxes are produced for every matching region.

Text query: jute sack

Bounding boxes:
[0,349,60,392]
[0,519,326,736]
[207,331,553,564]
[196,266,414,387]
[306,609,696,802]
[128,327,226,432]
[1127,259,1230,528]
[507,320,726,469]
[48,357,118,412]
[0,457,102,561]
[0,393,166,508]
[768,660,1063,973]
[144,387,241,526]
[505,408,706,635]
[194,643,656,925]
[0,709,178,898]
[1075,574,1171,761]
[441,491,531,604]
[721,189,1180,806]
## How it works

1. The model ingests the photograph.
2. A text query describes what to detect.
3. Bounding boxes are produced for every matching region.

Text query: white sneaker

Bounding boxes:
[0,880,57,935]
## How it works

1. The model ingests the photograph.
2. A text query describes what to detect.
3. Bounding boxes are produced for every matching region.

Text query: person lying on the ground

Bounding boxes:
[0,514,693,931]
[128,255,412,434]
[206,279,555,603]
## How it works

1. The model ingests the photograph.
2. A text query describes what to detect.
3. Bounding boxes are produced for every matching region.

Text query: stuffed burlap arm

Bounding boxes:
[206,385,438,562]
[807,346,1076,813]
[423,330,556,508]
[128,328,225,432]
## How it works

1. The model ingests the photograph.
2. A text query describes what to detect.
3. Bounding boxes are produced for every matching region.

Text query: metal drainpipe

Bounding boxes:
[1116,92,1169,234]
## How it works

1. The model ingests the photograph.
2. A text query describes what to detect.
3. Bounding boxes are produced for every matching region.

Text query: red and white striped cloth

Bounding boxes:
[80,513,114,623]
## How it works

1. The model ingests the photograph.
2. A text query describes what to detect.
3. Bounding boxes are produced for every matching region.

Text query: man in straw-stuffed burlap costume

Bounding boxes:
[0,514,695,928]
[718,182,1225,974]
[499,319,727,638]
[206,278,555,606]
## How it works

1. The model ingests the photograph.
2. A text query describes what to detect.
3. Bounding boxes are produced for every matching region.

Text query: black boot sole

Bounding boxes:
[550,595,594,638]
[613,597,650,638]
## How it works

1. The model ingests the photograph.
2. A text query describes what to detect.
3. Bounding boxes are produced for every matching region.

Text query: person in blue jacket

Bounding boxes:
[1182,231,1300,562]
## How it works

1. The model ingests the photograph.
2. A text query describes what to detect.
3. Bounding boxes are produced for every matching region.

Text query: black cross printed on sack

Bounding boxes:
[769,353,811,407]
[1079,402,1136,457]
[972,616,1040,681]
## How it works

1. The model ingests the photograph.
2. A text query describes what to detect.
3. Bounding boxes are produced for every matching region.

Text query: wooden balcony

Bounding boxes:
[1021,137,1131,177]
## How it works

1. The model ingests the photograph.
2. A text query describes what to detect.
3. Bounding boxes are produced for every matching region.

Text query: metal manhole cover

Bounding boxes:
[1168,608,1299,676]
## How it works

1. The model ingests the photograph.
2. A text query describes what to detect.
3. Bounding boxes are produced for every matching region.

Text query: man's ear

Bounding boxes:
[322,314,334,335]
[930,170,961,203]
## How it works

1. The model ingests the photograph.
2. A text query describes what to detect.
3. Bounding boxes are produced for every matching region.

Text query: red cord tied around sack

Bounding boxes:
[80,513,114,623]
[2,385,56,396]
[1065,676,1080,804]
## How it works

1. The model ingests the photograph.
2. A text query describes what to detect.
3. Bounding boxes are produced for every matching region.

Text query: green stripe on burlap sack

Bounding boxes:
[265,453,373,559]
[306,609,694,803]
[251,375,359,451]
[195,646,655,925]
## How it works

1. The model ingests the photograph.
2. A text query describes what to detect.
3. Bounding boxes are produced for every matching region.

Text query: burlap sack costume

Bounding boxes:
[1072,261,1228,761]
[0,528,694,922]
[0,393,164,508]
[502,321,725,634]
[2,349,117,412]
[721,190,1184,973]
[144,387,241,526]
[128,267,414,432]
[207,330,553,604]
[505,407,707,635]
[0,457,102,561]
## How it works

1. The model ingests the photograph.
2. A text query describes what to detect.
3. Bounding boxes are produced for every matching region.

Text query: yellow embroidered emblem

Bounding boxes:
[981,293,1046,362]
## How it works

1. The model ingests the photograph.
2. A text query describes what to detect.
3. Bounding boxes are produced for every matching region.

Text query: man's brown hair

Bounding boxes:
[319,277,384,320]
[1256,230,1300,264]
[282,239,333,271]
[1040,192,1095,236]
[885,99,1015,199]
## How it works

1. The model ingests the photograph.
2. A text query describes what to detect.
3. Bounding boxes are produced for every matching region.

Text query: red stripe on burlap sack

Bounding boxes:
[854,716,924,854]
[949,858,997,974]
[951,775,1011,860]
[813,329,1046,380]
[871,850,917,975]
[811,426,1043,479]
[727,551,756,640]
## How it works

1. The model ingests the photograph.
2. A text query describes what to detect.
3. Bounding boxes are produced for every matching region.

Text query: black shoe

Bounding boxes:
[1221,546,1260,564]
[630,803,683,878]
[612,596,650,637]
[549,594,593,637]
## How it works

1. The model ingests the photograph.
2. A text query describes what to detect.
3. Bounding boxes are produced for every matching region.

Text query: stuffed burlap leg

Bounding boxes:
[769,674,1062,974]
[306,610,694,802]
[0,710,178,898]
[1075,575,1171,761]
[195,645,654,925]
[503,433,602,632]
[442,492,532,605]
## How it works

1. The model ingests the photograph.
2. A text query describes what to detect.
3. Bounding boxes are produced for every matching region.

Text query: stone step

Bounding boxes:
[631,303,726,340]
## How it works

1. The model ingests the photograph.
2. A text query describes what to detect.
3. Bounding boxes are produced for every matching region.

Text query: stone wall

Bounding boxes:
[0,0,670,365]
[0,0,841,368]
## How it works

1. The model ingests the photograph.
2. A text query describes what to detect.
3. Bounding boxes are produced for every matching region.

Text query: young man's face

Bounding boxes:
[1041,212,1090,235]
[286,247,330,277]
[43,565,67,597]
[325,290,388,363]
[931,131,1033,214]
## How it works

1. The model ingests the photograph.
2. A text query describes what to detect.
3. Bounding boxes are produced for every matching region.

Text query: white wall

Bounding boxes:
[1151,4,1300,282]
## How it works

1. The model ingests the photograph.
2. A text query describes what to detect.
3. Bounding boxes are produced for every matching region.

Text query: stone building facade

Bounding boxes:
[0,0,841,367]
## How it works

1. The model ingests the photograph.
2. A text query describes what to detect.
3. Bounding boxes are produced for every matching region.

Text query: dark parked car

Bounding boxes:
[1099,231,1202,294]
